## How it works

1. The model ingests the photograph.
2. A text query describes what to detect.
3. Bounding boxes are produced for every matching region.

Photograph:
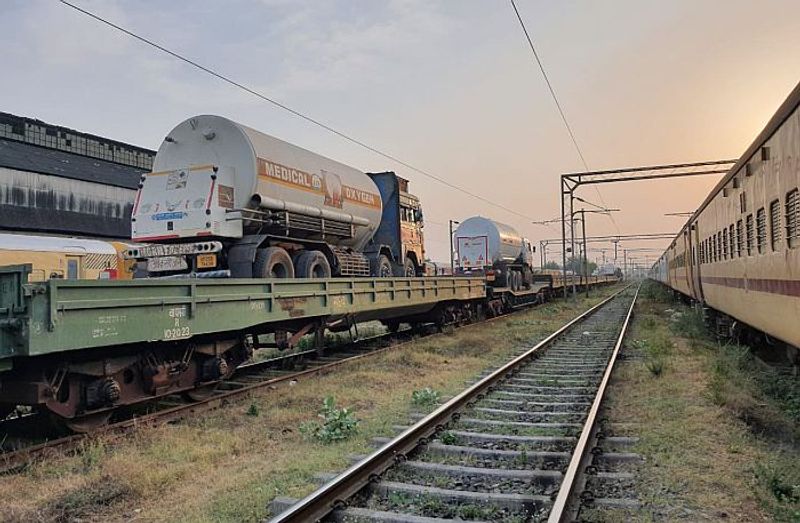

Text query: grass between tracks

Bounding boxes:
[0,285,620,523]
[585,281,800,522]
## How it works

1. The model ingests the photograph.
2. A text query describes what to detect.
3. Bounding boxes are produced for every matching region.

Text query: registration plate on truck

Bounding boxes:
[196,254,217,269]
[147,256,188,272]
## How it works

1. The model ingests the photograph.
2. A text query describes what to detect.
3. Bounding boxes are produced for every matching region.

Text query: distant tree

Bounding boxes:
[566,256,597,276]
[543,261,560,270]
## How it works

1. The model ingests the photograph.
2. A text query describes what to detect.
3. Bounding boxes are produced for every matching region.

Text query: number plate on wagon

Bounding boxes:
[147,255,188,272]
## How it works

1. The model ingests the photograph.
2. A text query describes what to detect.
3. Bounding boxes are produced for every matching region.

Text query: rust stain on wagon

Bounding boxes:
[276,297,307,317]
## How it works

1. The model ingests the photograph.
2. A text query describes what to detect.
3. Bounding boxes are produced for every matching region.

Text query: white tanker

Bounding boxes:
[128,115,426,278]
[453,216,535,291]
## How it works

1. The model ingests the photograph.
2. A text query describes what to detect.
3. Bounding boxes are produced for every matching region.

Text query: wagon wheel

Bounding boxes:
[182,384,219,402]
[51,411,113,434]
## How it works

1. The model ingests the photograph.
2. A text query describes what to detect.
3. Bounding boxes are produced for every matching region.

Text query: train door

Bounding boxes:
[682,229,694,295]
[65,256,81,279]
[690,222,704,303]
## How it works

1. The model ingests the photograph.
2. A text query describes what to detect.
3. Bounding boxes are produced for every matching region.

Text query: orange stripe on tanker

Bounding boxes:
[257,157,381,209]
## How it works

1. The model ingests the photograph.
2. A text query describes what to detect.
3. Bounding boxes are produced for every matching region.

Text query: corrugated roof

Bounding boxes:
[0,232,118,254]
[0,138,143,189]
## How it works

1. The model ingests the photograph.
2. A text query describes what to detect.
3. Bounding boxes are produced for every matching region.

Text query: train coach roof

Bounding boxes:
[665,79,800,248]
[0,138,144,190]
[696,80,800,218]
[0,233,117,254]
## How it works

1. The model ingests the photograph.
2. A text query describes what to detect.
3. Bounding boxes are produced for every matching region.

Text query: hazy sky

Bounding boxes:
[3,0,800,265]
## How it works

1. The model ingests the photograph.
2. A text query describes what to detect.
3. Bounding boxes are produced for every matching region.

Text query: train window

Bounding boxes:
[66,259,79,280]
[746,214,754,255]
[740,192,747,213]
[787,189,799,248]
[729,225,735,258]
[770,199,781,251]
[736,220,743,256]
[717,232,723,260]
[756,208,766,254]
[722,229,728,259]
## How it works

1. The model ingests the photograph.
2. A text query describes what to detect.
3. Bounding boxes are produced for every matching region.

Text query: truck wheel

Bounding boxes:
[371,254,393,278]
[253,247,294,278]
[403,257,416,277]
[295,250,332,278]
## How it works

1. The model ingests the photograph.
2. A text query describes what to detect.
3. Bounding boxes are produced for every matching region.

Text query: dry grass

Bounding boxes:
[0,286,620,522]
[588,281,800,522]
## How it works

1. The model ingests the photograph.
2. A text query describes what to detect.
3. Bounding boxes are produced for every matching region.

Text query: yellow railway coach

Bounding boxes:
[652,80,800,364]
[0,233,135,281]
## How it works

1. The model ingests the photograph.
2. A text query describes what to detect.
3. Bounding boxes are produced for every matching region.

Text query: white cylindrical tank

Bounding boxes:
[454,216,523,268]
[151,115,383,250]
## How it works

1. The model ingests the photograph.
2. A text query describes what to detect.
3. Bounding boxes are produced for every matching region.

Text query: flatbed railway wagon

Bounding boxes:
[0,260,620,432]
[652,80,800,365]
[0,264,484,431]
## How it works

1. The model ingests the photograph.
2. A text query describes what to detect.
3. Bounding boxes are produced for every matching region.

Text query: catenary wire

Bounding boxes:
[509,0,620,233]
[59,0,541,222]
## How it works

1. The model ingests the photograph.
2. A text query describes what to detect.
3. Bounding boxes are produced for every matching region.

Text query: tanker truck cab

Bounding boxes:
[364,172,426,277]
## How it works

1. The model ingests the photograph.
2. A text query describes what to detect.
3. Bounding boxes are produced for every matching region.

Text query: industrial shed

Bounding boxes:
[0,112,154,239]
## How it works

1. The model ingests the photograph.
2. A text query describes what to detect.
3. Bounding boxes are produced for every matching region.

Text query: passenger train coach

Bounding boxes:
[652,80,800,364]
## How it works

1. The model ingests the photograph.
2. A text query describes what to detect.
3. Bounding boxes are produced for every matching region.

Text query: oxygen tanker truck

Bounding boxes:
[453,216,535,291]
[126,115,425,278]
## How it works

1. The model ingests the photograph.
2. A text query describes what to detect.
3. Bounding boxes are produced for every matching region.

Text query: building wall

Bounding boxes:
[0,167,135,238]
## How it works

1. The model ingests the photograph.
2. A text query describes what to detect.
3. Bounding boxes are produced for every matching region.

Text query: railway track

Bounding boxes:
[0,285,612,474]
[269,284,640,522]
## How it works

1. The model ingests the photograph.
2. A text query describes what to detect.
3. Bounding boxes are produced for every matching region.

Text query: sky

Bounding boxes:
[3,0,800,266]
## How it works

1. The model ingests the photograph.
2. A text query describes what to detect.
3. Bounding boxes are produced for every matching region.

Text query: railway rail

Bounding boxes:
[270,284,640,522]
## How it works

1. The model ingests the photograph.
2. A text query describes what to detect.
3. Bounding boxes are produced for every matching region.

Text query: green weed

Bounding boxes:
[646,357,665,377]
[299,396,359,444]
[670,307,709,341]
[438,431,458,445]
[755,459,800,520]
[411,387,441,407]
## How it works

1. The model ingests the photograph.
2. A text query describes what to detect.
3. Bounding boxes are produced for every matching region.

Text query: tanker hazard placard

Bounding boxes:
[457,236,489,268]
[257,157,381,209]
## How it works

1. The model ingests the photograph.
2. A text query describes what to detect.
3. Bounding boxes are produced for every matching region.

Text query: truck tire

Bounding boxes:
[403,257,416,277]
[295,250,332,278]
[370,254,393,278]
[253,247,294,278]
